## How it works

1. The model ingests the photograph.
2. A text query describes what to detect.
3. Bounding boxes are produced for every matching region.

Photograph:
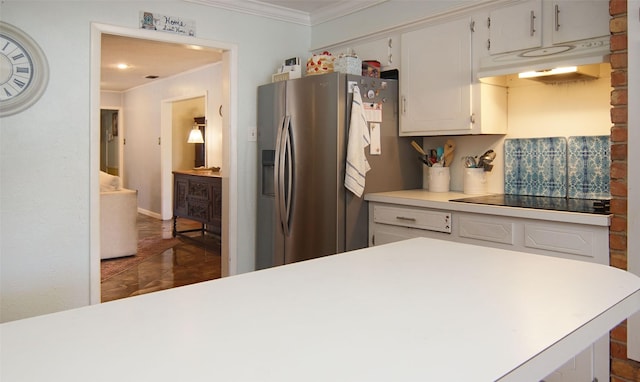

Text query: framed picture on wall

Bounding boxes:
[112,113,118,137]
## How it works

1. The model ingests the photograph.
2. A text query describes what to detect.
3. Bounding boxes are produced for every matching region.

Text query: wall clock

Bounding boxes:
[0,21,49,117]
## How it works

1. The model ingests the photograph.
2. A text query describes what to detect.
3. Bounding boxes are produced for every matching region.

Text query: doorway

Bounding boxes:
[100,108,123,176]
[161,93,208,220]
[90,23,238,304]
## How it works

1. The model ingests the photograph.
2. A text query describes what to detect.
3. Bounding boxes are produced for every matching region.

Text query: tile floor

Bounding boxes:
[101,214,222,302]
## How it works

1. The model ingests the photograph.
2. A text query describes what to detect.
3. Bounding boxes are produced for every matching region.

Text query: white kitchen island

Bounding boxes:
[2,238,639,381]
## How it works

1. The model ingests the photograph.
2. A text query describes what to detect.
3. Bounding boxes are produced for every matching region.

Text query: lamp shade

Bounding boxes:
[187,126,204,143]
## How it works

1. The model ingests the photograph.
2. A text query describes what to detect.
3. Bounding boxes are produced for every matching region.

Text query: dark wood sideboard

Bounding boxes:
[172,170,222,238]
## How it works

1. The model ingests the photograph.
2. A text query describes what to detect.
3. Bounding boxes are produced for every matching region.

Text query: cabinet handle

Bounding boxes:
[530,10,536,37]
[401,96,407,115]
[396,216,416,222]
[554,4,560,31]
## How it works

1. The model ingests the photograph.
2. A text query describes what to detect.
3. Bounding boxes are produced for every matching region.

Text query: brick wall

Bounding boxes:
[609,1,639,381]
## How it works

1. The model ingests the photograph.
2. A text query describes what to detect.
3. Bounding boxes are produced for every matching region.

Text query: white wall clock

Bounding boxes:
[0,21,49,117]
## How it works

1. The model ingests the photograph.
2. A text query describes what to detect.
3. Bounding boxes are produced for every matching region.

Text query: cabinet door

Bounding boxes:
[488,0,542,55]
[551,0,609,44]
[345,35,399,70]
[400,18,472,135]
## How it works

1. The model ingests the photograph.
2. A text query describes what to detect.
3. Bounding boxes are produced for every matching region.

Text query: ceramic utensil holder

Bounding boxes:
[428,167,450,192]
[463,168,487,194]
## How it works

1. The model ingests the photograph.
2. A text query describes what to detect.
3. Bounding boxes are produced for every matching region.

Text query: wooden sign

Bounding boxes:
[139,11,195,36]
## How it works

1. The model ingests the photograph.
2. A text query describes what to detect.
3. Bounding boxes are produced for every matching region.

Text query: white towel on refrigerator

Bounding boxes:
[344,85,370,198]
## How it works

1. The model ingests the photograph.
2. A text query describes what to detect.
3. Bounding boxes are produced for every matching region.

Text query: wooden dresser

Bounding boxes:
[172,170,222,237]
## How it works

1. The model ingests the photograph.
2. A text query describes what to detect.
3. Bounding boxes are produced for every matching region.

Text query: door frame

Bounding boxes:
[90,23,238,304]
[160,92,208,221]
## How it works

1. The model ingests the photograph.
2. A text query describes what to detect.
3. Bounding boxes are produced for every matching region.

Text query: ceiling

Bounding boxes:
[101,1,377,91]
[101,34,223,92]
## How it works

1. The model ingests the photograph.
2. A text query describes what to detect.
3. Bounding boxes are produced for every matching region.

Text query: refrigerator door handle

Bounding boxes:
[274,115,285,231]
[282,117,293,236]
[275,115,291,236]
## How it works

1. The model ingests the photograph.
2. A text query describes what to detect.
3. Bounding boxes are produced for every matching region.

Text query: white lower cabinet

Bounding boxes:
[369,203,452,246]
[458,214,514,245]
[368,201,609,382]
[454,212,609,265]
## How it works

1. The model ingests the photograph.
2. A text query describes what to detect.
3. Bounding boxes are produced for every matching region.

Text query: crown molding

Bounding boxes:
[185,0,388,26]
[310,1,387,25]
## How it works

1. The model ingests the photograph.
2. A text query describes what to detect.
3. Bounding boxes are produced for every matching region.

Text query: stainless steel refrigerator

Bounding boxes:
[257,72,421,269]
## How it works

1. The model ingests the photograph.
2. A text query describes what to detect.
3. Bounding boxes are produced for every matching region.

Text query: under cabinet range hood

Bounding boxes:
[478,36,610,79]
[517,64,601,84]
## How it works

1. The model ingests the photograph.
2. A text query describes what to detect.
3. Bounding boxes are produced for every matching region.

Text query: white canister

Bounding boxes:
[463,168,488,194]
[428,166,450,192]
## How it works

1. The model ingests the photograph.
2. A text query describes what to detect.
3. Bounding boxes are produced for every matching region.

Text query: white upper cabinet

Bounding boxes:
[488,0,542,55]
[399,16,507,136]
[349,35,400,71]
[487,0,609,56]
[551,0,610,44]
[328,34,401,72]
[400,18,473,135]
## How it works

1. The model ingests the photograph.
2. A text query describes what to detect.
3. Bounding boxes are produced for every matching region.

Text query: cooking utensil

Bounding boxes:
[411,141,432,167]
[429,149,438,164]
[419,157,432,166]
[411,141,427,156]
[463,156,477,168]
[443,139,455,167]
[478,150,496,171]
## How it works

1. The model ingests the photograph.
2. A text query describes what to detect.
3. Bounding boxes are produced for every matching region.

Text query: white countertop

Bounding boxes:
[365,189,611,226]
[2,238,638,381]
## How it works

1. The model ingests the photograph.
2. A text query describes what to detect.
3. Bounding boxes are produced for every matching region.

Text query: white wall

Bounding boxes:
[101,91,122,108]
[505,73,612,138]
[0,0,309,322]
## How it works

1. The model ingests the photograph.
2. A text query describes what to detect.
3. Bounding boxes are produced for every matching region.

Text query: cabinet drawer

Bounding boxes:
[188,180,214,200]
[458,215,514,245]
[373,205,451,233]
[187,199,211,221]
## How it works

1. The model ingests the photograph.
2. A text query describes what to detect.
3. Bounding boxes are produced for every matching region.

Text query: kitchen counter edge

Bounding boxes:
[365,190,611,227]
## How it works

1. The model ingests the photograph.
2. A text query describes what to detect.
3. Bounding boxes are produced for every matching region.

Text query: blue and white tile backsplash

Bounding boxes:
[504,136,610,199]
[504,137,567,197]
[567,135,610,199]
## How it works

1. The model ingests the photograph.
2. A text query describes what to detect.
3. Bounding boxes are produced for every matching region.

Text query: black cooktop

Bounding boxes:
[450,194,611,215]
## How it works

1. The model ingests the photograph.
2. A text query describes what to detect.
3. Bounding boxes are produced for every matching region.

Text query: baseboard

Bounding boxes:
[138,208,162,220]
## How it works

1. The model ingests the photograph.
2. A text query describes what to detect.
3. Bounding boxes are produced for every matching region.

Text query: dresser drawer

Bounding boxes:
[373,205,451,233]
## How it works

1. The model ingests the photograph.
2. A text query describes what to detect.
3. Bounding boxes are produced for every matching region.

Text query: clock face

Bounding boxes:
[0,35,35,100]
[0,22,49,117]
